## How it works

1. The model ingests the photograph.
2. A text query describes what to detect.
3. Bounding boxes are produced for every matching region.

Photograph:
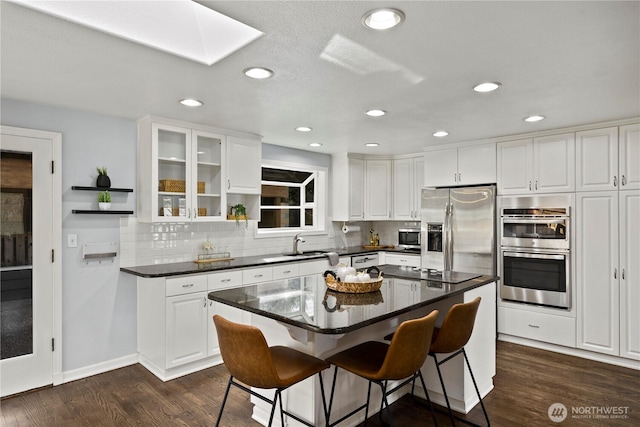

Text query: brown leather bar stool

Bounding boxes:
[213,315,330,427]
[429,297,489,426]
[325,310,439,427]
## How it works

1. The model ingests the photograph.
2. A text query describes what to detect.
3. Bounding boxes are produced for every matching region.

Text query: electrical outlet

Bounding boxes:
[68,234,78,248]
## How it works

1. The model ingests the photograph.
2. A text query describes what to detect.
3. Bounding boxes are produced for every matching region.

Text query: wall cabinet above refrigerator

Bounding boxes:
[424,142,496,188]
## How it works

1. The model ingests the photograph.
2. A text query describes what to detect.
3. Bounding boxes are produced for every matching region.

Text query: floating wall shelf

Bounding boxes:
[72,210,134,215]
[71,185,134,215]
[71,186,133,192]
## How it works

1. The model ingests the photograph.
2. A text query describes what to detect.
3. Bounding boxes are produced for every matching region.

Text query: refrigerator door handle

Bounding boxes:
[444,202,453,271]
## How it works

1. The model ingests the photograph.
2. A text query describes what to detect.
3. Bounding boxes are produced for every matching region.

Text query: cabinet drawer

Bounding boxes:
[273,263,300,280]
[166,275,208,297]
[498,306,576,347]
[385,253,420,267]
[208,270,243,290]
[242,266,273,284]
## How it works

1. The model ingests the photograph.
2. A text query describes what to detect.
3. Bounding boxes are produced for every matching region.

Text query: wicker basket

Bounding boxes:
[198,208,207,216]
[323,270,383,293]
[158,180,205,193]
[159,179,185,192]
[322,289,383,312]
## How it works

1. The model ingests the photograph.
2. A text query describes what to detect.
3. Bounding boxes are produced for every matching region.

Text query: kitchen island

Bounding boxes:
[208,266,496,427]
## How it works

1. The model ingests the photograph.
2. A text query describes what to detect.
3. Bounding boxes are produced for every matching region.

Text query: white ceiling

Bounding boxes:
[2,1,639,156]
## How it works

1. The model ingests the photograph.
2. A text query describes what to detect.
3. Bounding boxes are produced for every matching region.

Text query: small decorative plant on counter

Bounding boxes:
[98,190,111,211]
[230,204,248,227]
[96,166,111,188]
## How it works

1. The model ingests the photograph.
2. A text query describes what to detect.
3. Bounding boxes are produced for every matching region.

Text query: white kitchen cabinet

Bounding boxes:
[365,159,392,220]
[138,119,226,222]
[498,306,576,347]
[620,124,640,190]
[385,253,420,268]
[393,156,424,220]
[137,116,262,223]
[576,127,619,191]
[424,142,496,188]
[225,136,262,194]
[575,125,639,192]
[166,291,209,369]
[497,133,575,195]
[576,190,639,360]
[331,153,365,221]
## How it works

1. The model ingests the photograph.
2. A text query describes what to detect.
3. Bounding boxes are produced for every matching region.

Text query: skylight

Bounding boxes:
[10,0,263,66]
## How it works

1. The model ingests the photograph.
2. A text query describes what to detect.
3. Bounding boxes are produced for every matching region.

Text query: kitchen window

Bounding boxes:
[258,162,326,234]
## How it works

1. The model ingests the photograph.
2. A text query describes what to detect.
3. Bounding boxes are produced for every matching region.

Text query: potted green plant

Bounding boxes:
[230,204,248,227]
[96,166,111,188]
[98,190,111,211]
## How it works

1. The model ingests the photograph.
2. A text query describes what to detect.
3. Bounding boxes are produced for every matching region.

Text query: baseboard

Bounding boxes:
[62,353,139,384]
[498,334,640,370]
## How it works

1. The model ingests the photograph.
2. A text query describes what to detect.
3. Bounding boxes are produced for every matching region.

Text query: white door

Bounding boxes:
[497,139,533,195]
[0,133,54,396]
[533,133,575,193]
[165,292,208,369]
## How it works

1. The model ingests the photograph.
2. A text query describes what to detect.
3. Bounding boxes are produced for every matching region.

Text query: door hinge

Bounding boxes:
[51,160,55,174]
[52,338,55,352]
[51,249,55,263]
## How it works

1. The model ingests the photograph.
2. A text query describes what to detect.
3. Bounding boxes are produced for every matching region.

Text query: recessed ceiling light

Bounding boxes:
[309,143,322,147]
[365,143,380,147]
[362,8,405,30]
[473,82,502,93]
[296,126,313,132]
[433,131,449,137]
[524,115,546,122]
[179,98,203,107]
[244,67,273,79]
[366,109,386,117]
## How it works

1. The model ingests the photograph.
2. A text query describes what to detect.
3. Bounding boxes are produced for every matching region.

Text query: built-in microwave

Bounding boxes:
[398,228,421,250]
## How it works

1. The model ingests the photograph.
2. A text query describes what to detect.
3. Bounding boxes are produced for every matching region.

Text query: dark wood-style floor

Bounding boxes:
[2,341,638,426]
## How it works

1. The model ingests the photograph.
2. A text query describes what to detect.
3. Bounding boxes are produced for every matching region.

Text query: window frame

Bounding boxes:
[255,160,327,238]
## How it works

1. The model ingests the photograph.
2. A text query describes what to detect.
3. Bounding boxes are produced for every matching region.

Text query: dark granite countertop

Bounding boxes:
[120,246,421,278]
[207,268,497,334]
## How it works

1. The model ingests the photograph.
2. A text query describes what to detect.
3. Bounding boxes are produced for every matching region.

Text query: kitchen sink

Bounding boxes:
[280,250,326,257]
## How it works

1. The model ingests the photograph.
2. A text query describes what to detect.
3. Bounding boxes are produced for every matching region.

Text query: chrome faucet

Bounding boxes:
[293,233,305,254]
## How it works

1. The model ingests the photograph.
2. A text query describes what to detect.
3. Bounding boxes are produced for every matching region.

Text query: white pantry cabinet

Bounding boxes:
[497,133,575,195]
[331,153,365,222]
[393,155,424,220]
[578,124,640,191]
[576,190,640,360]
[365,159,392,220]
[424,142,496,188]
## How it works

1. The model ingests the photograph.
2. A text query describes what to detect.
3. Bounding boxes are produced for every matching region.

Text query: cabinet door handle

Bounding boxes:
[221,278,231,283]
[621,175,626,186]
[535,181,538,190]
[614,176,618,187]
[283,270,291,274]
[458,173,461,182]
[622,269,625,280]
[182,283,194,288]
[228,179,231,189]
[194,208,197,218]
[614,268,617,279]
[254,274,263,278]
[188,208,191,219]
[529,181,532,191]
[454,173,457,182]
[209,300,213,307]
[203,297,207,308]
[528,324,540,329]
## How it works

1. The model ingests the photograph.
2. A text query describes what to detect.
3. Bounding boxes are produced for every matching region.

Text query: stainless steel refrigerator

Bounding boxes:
[421,185,496,276]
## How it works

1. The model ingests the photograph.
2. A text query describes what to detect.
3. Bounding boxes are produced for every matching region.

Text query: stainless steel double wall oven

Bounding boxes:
[498,194,573,309]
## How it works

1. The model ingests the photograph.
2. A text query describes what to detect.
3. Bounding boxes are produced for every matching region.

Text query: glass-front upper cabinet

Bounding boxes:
[193,131,223,220]
[138,117,227,222]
